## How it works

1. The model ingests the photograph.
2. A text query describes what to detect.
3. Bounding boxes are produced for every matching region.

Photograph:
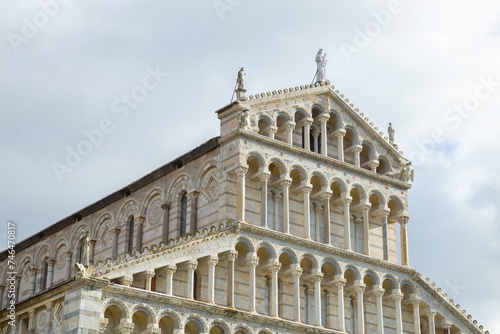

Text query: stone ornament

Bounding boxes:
[36,309,48,333]
[147,199,163,225]
[315,49,327,83]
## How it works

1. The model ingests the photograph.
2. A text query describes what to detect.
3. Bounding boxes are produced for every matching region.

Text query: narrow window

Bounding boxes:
[321,290,327,327]
[42,260,49,290]
[128,217,134,254]
[264,277,270,316]
[180,193,188,236]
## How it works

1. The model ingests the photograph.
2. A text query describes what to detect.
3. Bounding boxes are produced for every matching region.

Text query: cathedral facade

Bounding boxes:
[0,66,488,334]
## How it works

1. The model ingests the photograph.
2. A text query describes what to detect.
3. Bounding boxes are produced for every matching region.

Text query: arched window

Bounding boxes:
[193,272,198,300]
[42,259,49,290]
[180,193,188,237]
[127,217,134,254]
[321,290,327,327]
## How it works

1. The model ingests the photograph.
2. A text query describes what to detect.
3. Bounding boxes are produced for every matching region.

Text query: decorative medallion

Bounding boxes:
[36,309,47,333]
[99,222,112,247]
[148,199,163,225]
[56,246,68,270]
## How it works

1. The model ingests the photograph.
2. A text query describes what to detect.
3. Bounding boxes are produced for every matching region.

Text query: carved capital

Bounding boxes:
[341,197,352,206]
[227,251,238,262]
[334,128,346,138]
[318,114,330,123]
[249,255,259,268]
[354,285,366,294]
[145,269,155,278]
[207,255,219,267]
[334,278,347,288]
[391,291,404,302]
[291,267,303,279]
[47,259,56,266]
[121,275,133,287]
[353,145,363,153]
[373,288,385,299]
[110,227,121,234]
[186,260,198,271]
[258,172,271,183]
[313,272,324,283]
[233,166,248,177]
[411,297,422,308]
[30,267,39,275]
[398,215,410,226]
[135,216,146,224]
[285,121,296,130]
[161,202,172,210]
[270,262,282,273]
[165,264,177,276]
[99,317,109,332]
[268,125,278,134]
[187,190,200,199]
[425,309,437,318]
[280,178,292,188]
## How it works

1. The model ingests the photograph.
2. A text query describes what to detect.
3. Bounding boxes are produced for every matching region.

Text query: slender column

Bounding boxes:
[314,273,324,326]
[227,251,238,307]
[0,285,4,309]
[399,216,410,266]
[161,202,172,243]
[355,284,366,334]
[291,268,303,322]
[382,210,389,261]
[248,255,259,312]
[353,213,362,253]
[29,267,38,296]
[334,279,346,331]
[187,191,200,235]
[45,301,54,334]
[207,255,219,304]
[440,321,453,334]
[312,130,320,153]
[362,204,371,256]
[314,202,322,242]
[319,114,329,156]
[302,185,313,239]
[304,119,313,150]
[286,121,296,145]
[268,125,278,139]
[335,129,346,161]
[165,264,176,296]
[411,296,422,334]
[392,291,404,334]
[306,288,314,325]
[65,251,73,280]
[235,167,248,221]
[273,192,281,231]
[110,227,120,259]
[426,309,437,334]
[353,145,363,167]
[374,289,385,334]
[280,178,292,234]
[321,193,332,244]
[343,198,352,251]
[90,239,97,264]
[369,160,380,173]
[186,260,198,299]
[46,259,55,289]
[144,269,155,291]
[270,262,281,317]
[15,275,21,300]
[28,309,35,334]
[136,216,145,251]
[259,173,271,228]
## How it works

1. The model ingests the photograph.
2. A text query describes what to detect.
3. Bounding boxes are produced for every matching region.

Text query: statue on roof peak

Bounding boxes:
[315,49,327,83]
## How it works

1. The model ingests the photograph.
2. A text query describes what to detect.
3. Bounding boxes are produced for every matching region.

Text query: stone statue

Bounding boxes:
[388,123,395,144]
[315,49,327,83]
[399,163,414,182]
[237,67,245,90]
[240,110,250,130]
[75,263,86,278]
[81,231,90,267]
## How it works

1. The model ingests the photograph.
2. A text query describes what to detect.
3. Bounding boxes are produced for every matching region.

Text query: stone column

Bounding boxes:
[440,321,453,334]
[119,319,135,333]
[343,198,352,251]
[235,167,248,221]
[281,178,292,234]
[248,255,259,312]
[426,309,437,334]
[334,279,346,331]
[186,260,198,299]
[207,255,219,304]
[382,211,389,261]
[321,193,332,244]
[291,268,303,322]
[314,273,324,326]
[353,145,363,167]
[273,192,281,231]
[136,216,145,252]
[312,129,320,153]
[399,216,410,266]
[65,251,73,280]
[411,297,422,334]
[270,262,281,317]
[188,191,200,235]
[286,121,296,145]
[335,129,346,162]
[90,239,97,264]
[374,289,385,334]
[28,309,35,334]
[353,213,362,253]
[45,301,54,334]
[99,318,109,333]
[268,125,278,139]
[302,185,313,239]
[319,114,329,156]
[0,285,4,309]
[161,202,172,243]
[392,291,404,334]
[15,275,21,300]
[304,119,313,150]
[29,267,38,296]
[369,160,380,173]
[145,269,155,291]
[355,284,366,334]
[362,204,371,256]
[165,264,176,296]
[259,173,271,228]
[110,227,121,259]
[46,259,55,289]
[314,202,322,242]
[227,251,238,307]
[306,288,314,325]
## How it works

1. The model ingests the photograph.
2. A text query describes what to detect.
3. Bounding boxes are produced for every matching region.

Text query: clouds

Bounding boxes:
[1,0,499,331]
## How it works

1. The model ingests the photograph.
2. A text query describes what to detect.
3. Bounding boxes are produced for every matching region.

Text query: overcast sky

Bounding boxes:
[1,0,499,331]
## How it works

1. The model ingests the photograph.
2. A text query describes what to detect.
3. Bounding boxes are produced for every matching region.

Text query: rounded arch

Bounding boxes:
[311,104,325,117]
[233,236,255,255]
[266,156,288,176]
[368,189,387,208]
[35,243,51,264]
[51,237,69,259]
[293,108,309,121]
[117,198,139,225]
[140,187,165,216]
[18,254,33,272]
[377,155,392,175]
[320,257,342,277]
[277,246,298,265]
[329,110,343,130]
[299,253,319,274]
[343,264,361,281]
[92,212,114,238]
[130,303,156,322]
[157,309,182,332]
[245,151,266,170]
[381,273,399,291]
[69,223,90,251]
[309,170,329,190]
[208,319,231,334]
[400,280,415,295]
[184,314,208,334]
[387,195,405,211]
[167,173,193,203]
[101,297,131,319]
[276,110,292,122]
[195,158,221,189]
[257,113,274,126]
[344,125,359,145]
[257,329,273,334]
[349,183,368,201]
[255,241,277,261]
[234,324,253,334]
[288,164,308,181]
[362,269,381,287]
[330,177,349,197]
